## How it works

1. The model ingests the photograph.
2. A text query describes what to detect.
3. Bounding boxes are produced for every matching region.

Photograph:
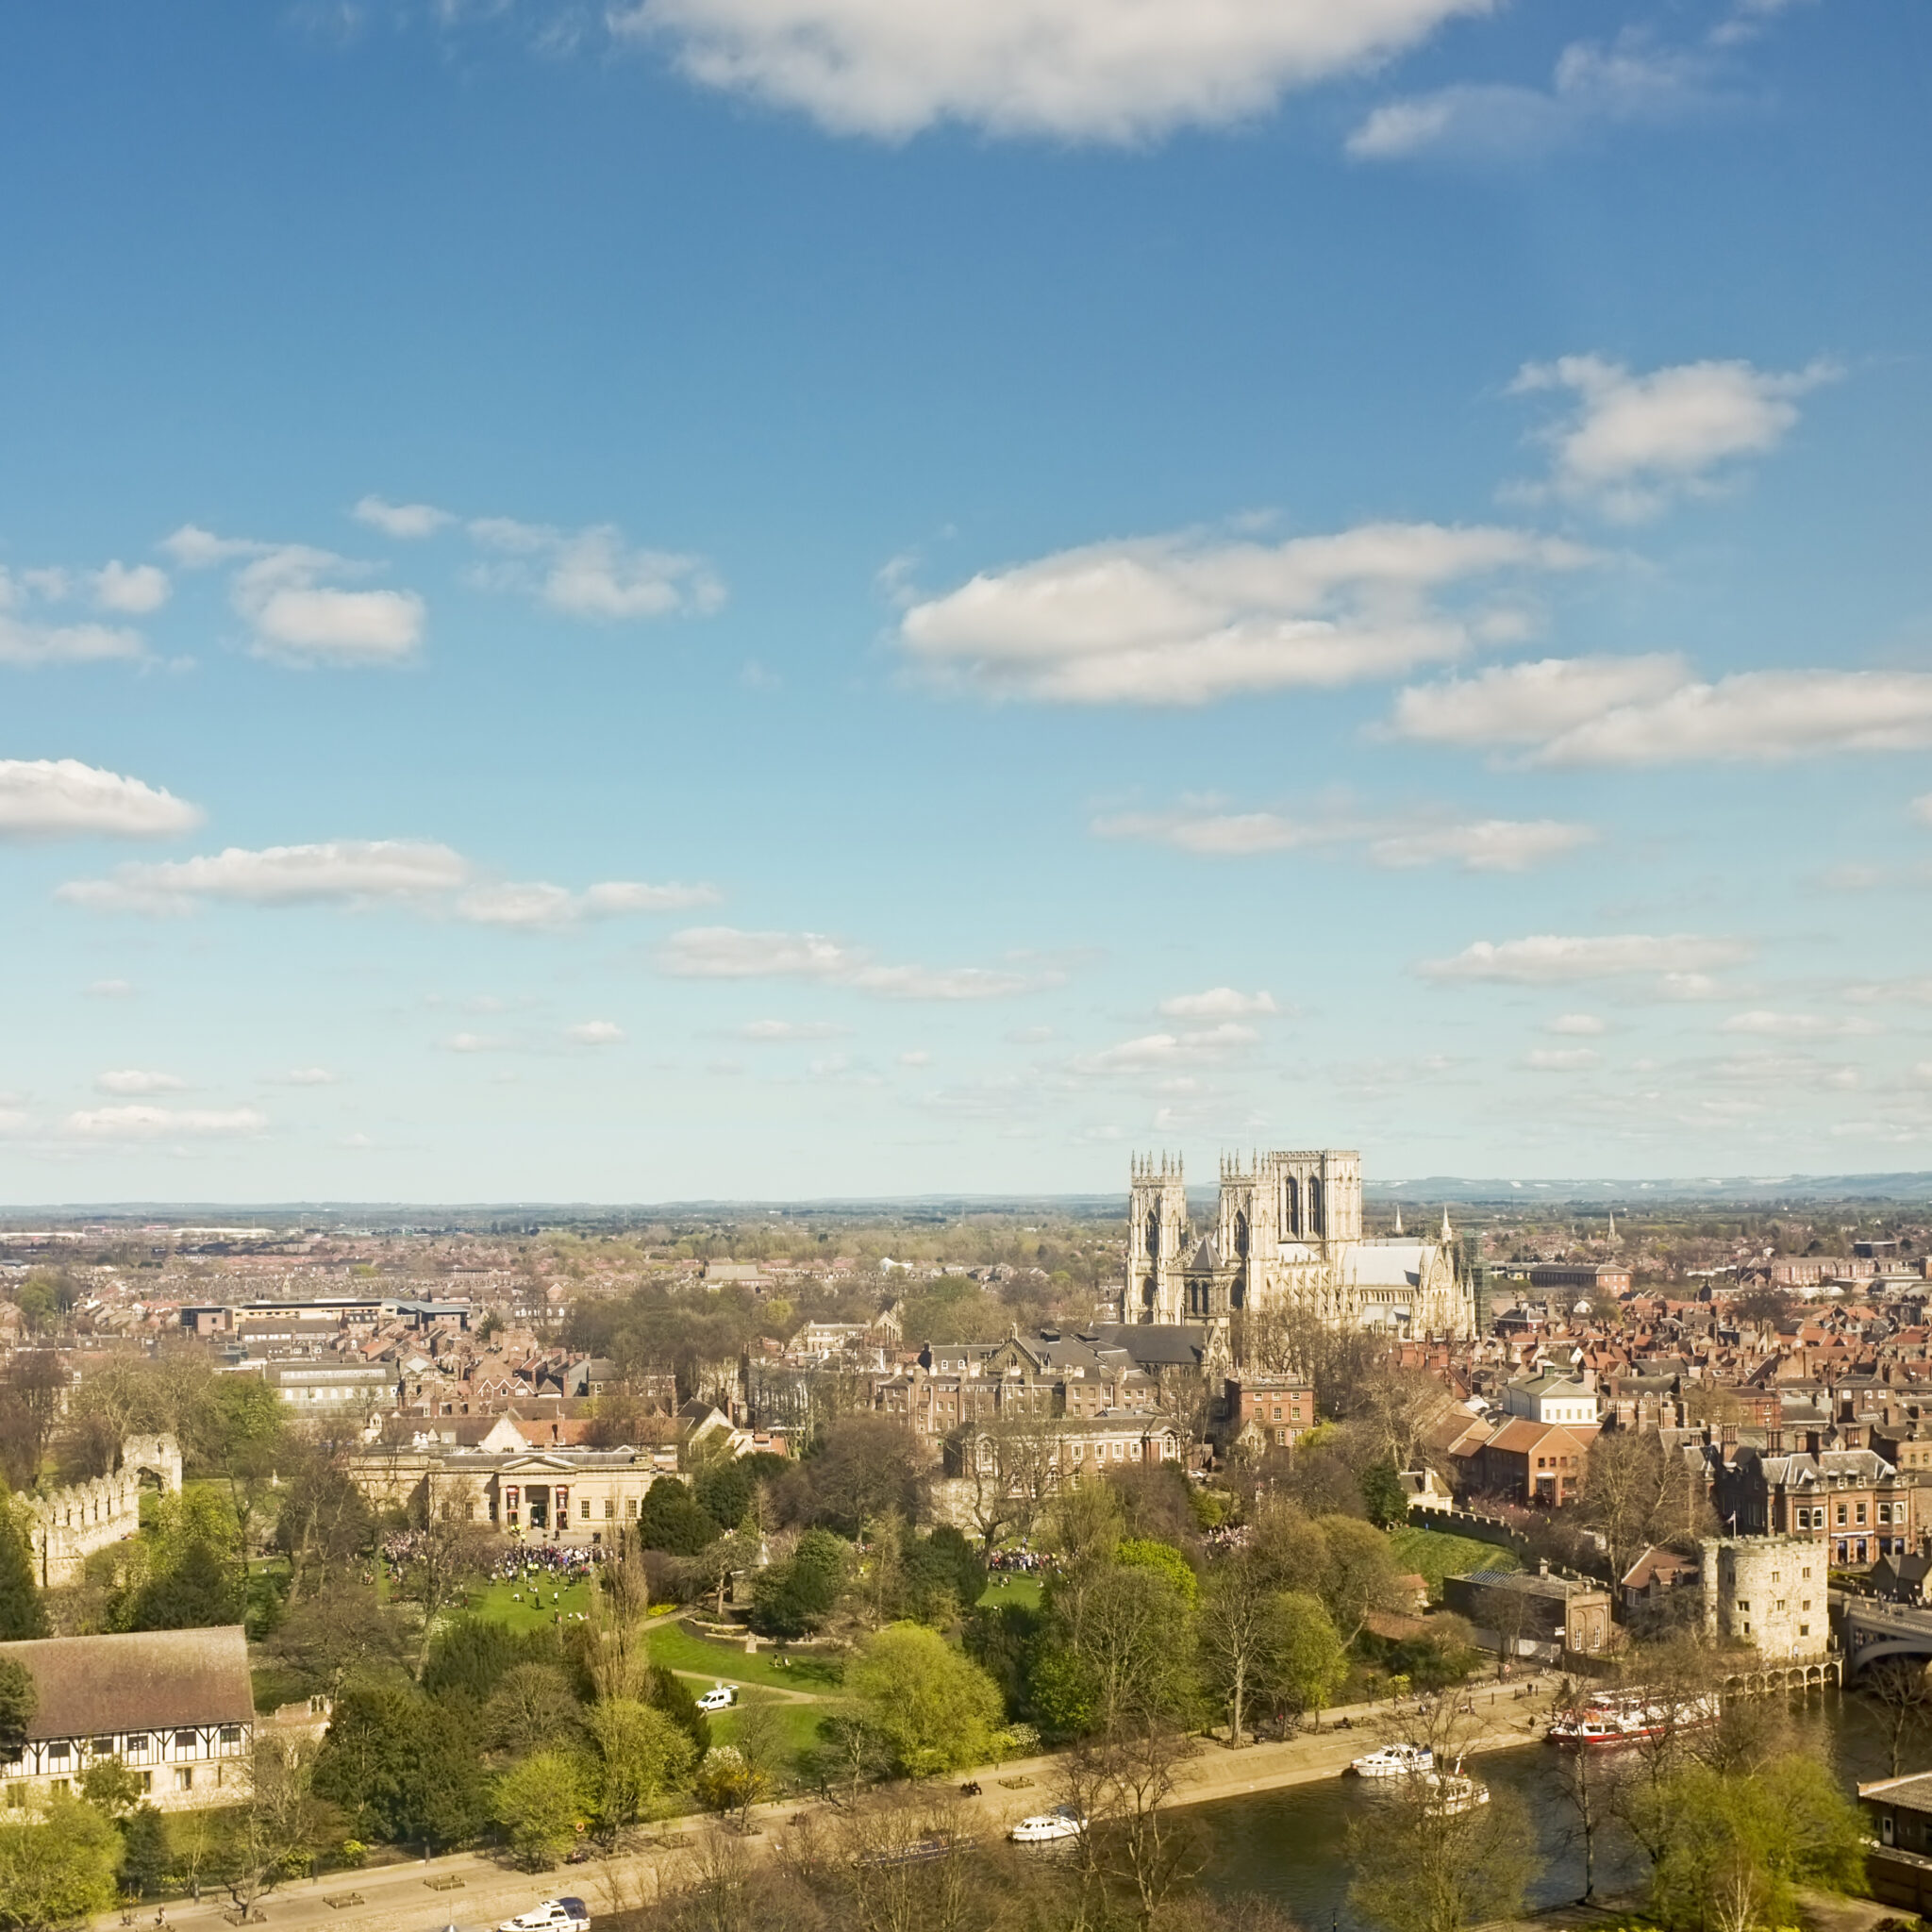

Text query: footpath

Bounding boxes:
[98,1677,1561,1932]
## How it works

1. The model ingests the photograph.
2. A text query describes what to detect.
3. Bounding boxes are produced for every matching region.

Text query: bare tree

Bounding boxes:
[211,1740,341,1921]
[1863,1658,1932,1778]
[1056,1723,1203,1932]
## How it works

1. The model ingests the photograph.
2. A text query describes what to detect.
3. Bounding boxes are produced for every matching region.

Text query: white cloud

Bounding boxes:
[65,1105,266,1139]
[1074,1022,1259,1074]
[1366,818,1594,872]
[0,759,203,839]
[353,495,455,540]
[1095,799,1592,871]
[1349,36,1716,163]
[1158,988,1278,1020]
[1389,658,1932,767]
[1421,933,1752,983]
[280,1067,340,1085]
[899,522,1594,706]
[659,925,1048,1000]
[60,840,470,914]
[165,525,426,665]
[456,877,724,928]
[469,518,724,621]
[608,0,1497,142]
[87,979,135,998]
[91,562,172,615]
[898,1049,932,1066]
[443,1032,506,1054]
[1547,1013,1607,1036]
[1509,353,1838,520]
[740,1019,852,1040]
[566,1020,626,1044]
[1720,1009,1880,1038]
[95,1070,187,1095]
[1526,1046,1600,1071]
[0,563,158,666]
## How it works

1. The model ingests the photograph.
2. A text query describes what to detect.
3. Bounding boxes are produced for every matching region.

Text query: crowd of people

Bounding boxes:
[490,1541,604,1585]
[986,1546,1056,1576]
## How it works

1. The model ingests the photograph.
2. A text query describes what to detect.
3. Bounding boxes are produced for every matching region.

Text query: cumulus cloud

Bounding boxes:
[1366,819,1595,872]
[0,759,203,839]
[566,1020,626,1044]
[59,839,715,926]
[1094,799,1592,872]
[91,562,172,614]
[280,1068,340,1085]
[60,840,470,914]
[1509,353,1838,520]
[1720,1009,1880,1038]
[1074,1022,1259,1074]
[898,523,1594,706]
[87,979,135,998]
[1526,1046,1600,1070]
[469,518,724,621]
[1349,36,1717,163]
[1389,658,1932,767]
[1421,933,1752,984]
[658,925,1048,1000]
[164,525,426,666]
[1547,1013,1607,1035]
[740,1019,853,1040]
[353,495,455,540]
[1158,988,1278,1019]
[607,0,1496,142]
[0,564,154,667]
[65,1105,266,1139]
[443,1032,506,1054]
[95,1070,187,1095]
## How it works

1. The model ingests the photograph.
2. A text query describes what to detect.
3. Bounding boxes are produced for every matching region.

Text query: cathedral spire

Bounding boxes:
[1441,1206,1454,1243]
[1393,1204,1404,1235]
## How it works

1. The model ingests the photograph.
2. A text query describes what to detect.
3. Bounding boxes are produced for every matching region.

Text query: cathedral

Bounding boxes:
[1125,1148,1473,1343]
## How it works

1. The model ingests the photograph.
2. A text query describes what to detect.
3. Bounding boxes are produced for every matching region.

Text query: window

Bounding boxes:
[1736,1600,1750,1612]
[5,1787,24,1809]
[174,1730,197,1753]
[1858,1504,1869,1524]
[580,1499,591,1521]
[604,1498,615,1520]
[1803,1566,1812,1579]
[175,1768,194,1791]
[93,1738,115,1756]
[220,1726,242,1747]
[46,1742,69,1763]
[50,1778,70,1796]
[1800,1624,1810,1637]
[1838,1504,1849,1525]
[125,1734,148,1759]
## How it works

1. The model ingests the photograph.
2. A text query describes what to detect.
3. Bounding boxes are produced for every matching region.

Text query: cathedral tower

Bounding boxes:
[1127,1152,1190,1324]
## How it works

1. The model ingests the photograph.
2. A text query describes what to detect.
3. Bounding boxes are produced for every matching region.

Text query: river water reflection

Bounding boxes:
[1192,1692,1896,1931]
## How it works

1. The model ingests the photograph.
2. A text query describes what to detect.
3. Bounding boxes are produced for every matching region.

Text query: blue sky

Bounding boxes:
[1,0,1927,1202]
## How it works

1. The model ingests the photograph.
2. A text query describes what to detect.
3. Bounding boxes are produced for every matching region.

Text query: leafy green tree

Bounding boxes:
[584,1697,696,1834]
[0,1659,38,1757]
[424,1614,560,1704]
[0,1497,48,1640]
[210,1741,341,1918]
[641,1476,720,1557]
[116,1807,169,1901]
[494,1749,587,1869]
[749,1528,846,1638]
[1059,1558,1198,1735]
[1027,1645,1101,1740]
[1360,1461,1407,1530]
[185,1374,286,1554]
[692,1459,756,1532]
[272,1451,375,1604]
[1118,1537,1198,1607]
[646,1662,713,1757]
[1315,1515,1402,1645]
[80,1757,145,1819]
[127,1538,245,1632]
[898,1524,986,1624]
[963,1599,1041,1718]
[266,1580,409,1699]
[0,1792,123,1932]
[312,1683,491,1849]
[841,1622,1005,1775]
[1272,1591,1349,1723]
[1642,1756,1863,1932]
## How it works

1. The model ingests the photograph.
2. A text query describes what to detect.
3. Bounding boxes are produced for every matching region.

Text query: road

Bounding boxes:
[104,1679,1560,1932]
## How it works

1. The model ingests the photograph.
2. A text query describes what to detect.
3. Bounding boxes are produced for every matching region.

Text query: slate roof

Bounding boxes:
[0,1626,254,1741]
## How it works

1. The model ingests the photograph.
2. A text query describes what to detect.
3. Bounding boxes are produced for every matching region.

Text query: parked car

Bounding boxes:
[498,1899,591,1932]
[696,1683,738,1712]
[1008,1807,1083,1843]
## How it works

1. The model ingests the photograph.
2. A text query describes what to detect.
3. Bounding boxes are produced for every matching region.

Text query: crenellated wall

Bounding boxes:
[26,1433,183,1588]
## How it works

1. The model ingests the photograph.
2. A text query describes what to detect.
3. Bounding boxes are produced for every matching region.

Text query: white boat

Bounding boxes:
[1008,1808,1083,1843]
[1348,1742,1434,1777]
[1420,1772,1489,1816]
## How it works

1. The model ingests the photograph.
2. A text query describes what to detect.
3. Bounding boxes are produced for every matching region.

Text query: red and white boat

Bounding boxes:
[1546,1691,1719,1747]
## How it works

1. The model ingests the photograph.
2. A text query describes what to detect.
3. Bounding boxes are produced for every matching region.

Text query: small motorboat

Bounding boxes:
[1008,1807,1084,1843]
[1347,1742,1434,1777]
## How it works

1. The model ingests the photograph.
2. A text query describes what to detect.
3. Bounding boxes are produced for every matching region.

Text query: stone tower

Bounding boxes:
[1127,1153,1190,1324]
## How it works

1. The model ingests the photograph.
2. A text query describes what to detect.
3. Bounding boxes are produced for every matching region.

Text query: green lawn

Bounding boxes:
[977,1574,1042,1611]
[1386,1526,1521,1601]
[706,1689,827,1779]
[646,1622,842,1691]
[464,1574,595,1631]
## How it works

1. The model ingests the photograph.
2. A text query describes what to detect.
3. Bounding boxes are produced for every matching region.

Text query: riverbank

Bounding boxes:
[95,1677,1563,1932]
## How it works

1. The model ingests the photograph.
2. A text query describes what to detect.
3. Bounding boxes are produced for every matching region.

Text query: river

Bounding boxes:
[1191,1690,1899,1930]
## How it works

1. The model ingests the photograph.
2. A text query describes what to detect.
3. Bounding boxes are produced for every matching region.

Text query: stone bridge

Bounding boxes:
[1836,1594,1932,1675]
